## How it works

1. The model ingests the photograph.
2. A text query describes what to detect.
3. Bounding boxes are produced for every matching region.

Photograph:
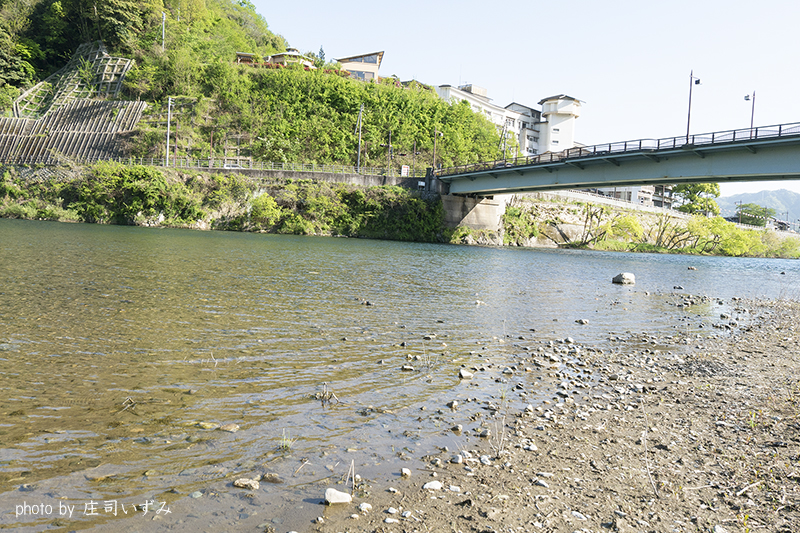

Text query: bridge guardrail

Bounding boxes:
[436,121,800,178]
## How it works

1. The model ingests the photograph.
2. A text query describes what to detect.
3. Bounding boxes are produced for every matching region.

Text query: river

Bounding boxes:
[0,219,797,532]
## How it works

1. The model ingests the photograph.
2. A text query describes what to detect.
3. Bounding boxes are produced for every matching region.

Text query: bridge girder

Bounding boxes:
[440,137,800,196]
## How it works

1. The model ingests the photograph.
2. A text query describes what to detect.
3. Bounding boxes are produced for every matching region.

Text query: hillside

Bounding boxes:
[718,188,800,222]
[0,0,504,171]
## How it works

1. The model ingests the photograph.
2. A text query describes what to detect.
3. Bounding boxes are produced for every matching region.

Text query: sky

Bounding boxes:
[252,0,800,198]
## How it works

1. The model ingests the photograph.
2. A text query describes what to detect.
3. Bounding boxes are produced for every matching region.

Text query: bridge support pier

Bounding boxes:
[441,194,508,230]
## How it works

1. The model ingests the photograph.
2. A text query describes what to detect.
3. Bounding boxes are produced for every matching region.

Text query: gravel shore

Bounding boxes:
[313,298,800,533]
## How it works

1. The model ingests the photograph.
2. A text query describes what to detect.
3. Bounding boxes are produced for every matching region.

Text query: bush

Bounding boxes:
[250,192,283,229]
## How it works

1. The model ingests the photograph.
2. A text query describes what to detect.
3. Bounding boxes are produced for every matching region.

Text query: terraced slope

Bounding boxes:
[0,41,145,164]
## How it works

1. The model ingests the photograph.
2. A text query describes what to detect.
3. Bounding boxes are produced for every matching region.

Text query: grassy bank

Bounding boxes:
[0,163,447,242]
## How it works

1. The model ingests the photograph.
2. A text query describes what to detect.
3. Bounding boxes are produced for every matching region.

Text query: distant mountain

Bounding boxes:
[717,189,800,222]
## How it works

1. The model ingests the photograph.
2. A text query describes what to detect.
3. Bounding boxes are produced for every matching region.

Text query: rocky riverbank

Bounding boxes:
[308,298,800,533]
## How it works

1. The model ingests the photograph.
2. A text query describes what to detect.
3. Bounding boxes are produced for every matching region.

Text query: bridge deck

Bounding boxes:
[437,122,800,195]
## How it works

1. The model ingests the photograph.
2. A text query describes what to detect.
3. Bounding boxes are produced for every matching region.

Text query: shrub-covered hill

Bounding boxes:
[1,0,505,170]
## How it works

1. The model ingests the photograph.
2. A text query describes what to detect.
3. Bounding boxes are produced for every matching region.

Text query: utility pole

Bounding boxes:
[735,200,743,224]
[166,96,173,166]
[412,140,417,177]
[355,103,363,173]
[380,131,392,174]
[432,130,443,171]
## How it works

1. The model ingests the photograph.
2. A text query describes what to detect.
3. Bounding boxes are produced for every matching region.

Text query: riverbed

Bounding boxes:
[0,219,797,532]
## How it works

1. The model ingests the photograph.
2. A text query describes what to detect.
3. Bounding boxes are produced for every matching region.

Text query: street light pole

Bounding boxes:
[744,91,755,137]
[686,70,701,143]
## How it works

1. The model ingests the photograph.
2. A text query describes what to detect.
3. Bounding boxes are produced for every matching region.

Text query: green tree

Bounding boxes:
[673,183,720,215]
[735,203,775,227]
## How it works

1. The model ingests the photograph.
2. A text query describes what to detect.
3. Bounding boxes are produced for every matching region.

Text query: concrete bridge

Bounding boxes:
[436,122,800,196]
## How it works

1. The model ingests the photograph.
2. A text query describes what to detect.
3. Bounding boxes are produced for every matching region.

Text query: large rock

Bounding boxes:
[612,272,635,285]
[324,488,352,505]
[233,478,260,490]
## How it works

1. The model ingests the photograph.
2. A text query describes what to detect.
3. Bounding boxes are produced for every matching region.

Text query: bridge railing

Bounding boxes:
[437,121,800,178]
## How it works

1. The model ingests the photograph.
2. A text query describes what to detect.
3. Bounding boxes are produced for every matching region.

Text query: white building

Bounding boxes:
[505,102,542,156]
[537,94,581,154]
[435,85,582,160]
[589,184,674,208]
[434,85,675,207]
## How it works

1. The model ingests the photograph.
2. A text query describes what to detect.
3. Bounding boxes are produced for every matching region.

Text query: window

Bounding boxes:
[350,71,373,81]
[552,128,560,132]
[552,140,559,144]
[347,54,379,64]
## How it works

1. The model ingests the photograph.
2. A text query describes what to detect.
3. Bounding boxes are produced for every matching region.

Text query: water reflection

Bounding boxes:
[0,219,797,531]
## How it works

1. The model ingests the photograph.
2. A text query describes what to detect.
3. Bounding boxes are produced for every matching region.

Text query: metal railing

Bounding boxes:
[0,156,429,178]
[437,121,800,178]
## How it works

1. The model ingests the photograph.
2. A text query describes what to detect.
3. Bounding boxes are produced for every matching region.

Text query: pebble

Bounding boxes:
[480,455,492,465]
[401,468,411,477]
[422,480,443,490]
[358,502,372,513]
[572,510,588,520]
[189,491,203,498]
[260,473,283,484]
[324,488,352,504]
[458,368,473,379]
[219,423,239,433]
[451,455,463,464]
[385,517,400,524]
[387,507,398,514]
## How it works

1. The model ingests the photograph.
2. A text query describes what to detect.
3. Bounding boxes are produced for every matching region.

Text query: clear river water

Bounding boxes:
[0,219,797,532]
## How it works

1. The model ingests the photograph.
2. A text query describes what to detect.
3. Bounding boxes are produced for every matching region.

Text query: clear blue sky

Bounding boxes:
[253,0,800,197]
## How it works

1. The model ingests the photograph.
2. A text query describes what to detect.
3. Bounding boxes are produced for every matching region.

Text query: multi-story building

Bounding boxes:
[435,85,582,160]
[434,85,676,208]
[537,95,581,154]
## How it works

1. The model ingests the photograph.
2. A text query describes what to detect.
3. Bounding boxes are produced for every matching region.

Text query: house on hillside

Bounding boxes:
[236,52,256,64]
[268,48,316,69]
[336,52,384,81]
